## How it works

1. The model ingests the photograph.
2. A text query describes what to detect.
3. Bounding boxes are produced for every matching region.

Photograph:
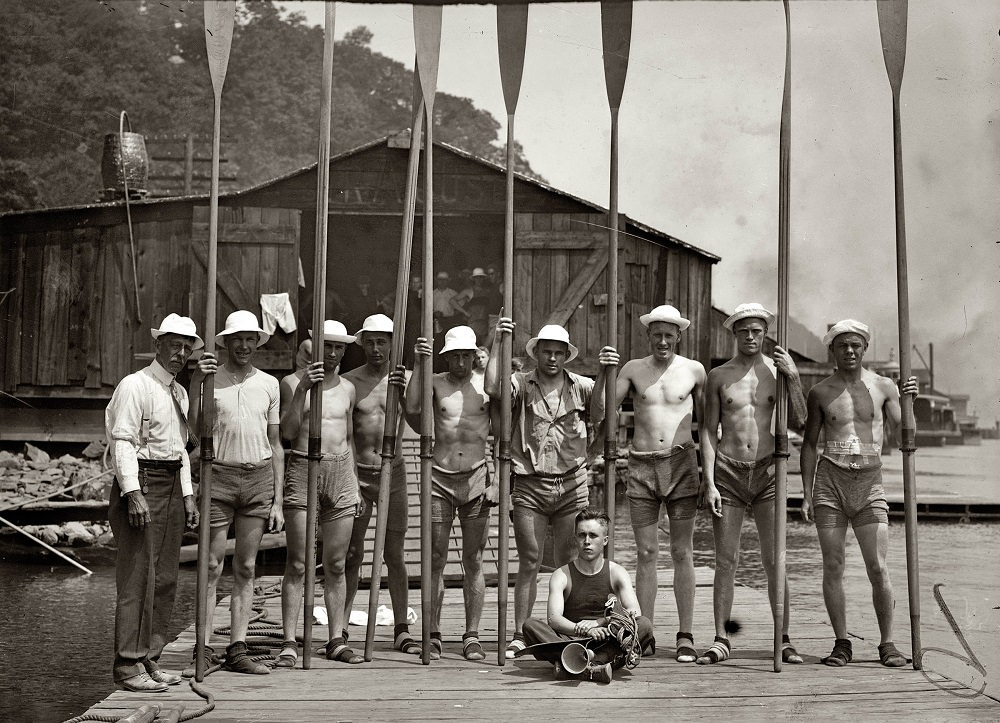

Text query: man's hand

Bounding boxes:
[772,346,799,380]
[183,494,199,529]
[800,494,813,523]
[901,375,919,397]
[573,620,610,640]
[388,365,408,389]
[484,481,499,505]
[125,490,151,529]
[702,482,723,518]
[301,360,325,390]
[598,346,620,367]
[195,351,218,379]
[267,502,284,533]
[494,317,515,338]
[414,337,433,358]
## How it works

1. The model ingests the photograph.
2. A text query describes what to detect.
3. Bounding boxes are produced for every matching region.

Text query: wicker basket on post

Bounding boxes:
[101,111,148,201]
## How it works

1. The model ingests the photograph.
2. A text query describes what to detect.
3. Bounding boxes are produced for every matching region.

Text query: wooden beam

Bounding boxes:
[515,231,605,249]
[544,244,608,328]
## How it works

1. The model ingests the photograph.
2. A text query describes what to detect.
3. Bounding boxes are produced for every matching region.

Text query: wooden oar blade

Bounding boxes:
[601,0,633,110]
[497,4,529,116]
[204,1,237,93]
[413,7,443,111]
[876,0,908,91]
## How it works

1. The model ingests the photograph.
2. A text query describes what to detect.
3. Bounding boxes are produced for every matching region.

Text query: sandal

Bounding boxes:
[696,636,731,665]
[325,638,364,664]
[878,642,908,668]
[505,635,527,660]
[462,631,486,661]
[429,636,443,661]
[781,635,804,664]
[822,638,853,667]
[275,640,298,668]
[394,631,422,656]
[675,632,698,663]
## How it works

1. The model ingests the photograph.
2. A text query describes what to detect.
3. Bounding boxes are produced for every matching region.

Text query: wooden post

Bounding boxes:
[195,0,235,682]
[413,5,443,666]
[876,0,921,669]
[772,0,792,674]
[303,2,336,670]
[496,2,529,666]
[599,0,633,559]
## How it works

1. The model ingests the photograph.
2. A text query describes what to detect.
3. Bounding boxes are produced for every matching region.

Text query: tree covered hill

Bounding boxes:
[0,0,537,211]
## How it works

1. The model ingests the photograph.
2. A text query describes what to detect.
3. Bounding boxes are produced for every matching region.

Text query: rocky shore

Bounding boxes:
[0,441,114,548]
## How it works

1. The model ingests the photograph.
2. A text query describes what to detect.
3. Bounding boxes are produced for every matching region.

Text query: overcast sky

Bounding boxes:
[286,0,999,425]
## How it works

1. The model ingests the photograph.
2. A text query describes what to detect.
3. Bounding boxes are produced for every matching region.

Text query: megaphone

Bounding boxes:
[560,642,595,675]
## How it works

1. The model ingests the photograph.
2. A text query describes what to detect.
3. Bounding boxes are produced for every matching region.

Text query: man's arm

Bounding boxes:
[772,346,807,429]
[799,387,824,523]
[484,318,513,398]
[267,422,285,533]
[279,364,322,441]
[402,339,432,430]
[545,567,589,636]
[699,369,723,518]
[883,375,918,443]
[187,352,218,435]
[590,346,622,423]
[609,561,642,616]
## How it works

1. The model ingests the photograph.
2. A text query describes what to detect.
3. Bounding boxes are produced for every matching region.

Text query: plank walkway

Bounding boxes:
[77,567,999,722]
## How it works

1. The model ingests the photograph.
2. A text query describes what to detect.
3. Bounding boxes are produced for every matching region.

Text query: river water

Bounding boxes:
[1,442,997,722]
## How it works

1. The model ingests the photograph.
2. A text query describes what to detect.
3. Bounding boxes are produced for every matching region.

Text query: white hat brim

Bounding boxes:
[215,327,270,347]
[151,328,205,350]
[723,309,774,330]
[525,337,579,363]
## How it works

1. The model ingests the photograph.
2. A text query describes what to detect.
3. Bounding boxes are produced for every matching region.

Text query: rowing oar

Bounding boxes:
[600,0,632,559]
[772,0,792,674]
[364,75,426,662]
[303,2,337,670]
[195,0,235,682]
[413,4,443,666]
[876,0,921,670]
[0,514,93,575]
[496,2,529,667]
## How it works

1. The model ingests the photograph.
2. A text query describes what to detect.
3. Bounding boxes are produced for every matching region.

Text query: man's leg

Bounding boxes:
[632,521,660,621]
[385,529,409,626]
[512,507,549,633]
[224,514,270,674]
[280,508,307,644]
[816,524,849,639]
[322,514,362,662]
[753,499,802,663]
[710,504,745,639]
[205,522,231,644]
[459,512,491,660]
[429,520,452,633]
[668,514,697,662]
[854,522,895,644]
[146,479,185,671]
[551,511,579,568]
[343,500,374,615]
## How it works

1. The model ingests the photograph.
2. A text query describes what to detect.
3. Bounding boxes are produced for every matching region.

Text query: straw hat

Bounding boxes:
[353,313,394,345]
[525,324,579,362]
[723,303,775,330]
[215,310,270,347]
[823,319,870,347]
[471,267,487,278]
[639,305,690,331]
[151,313,204,349]
[309,320,356,344]
[439,326,478,355]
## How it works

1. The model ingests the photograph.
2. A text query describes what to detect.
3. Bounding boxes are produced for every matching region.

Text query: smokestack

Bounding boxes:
[929,342,934,393]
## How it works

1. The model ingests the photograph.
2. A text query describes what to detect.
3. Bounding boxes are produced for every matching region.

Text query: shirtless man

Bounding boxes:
[595,304,706,663]
[697,303,806,665]
[187,310,284,677]
[406,325,496,661]
[801,319,918,669]
[485,321,597,659]
[278,320,363,666]
[342,314,420,657]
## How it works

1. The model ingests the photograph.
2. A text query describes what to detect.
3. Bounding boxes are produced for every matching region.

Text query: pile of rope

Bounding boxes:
[604,593,642,670]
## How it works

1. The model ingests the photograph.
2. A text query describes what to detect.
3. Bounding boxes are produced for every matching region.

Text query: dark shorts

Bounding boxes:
[209,461,274,527]
[283,451,359,524]
[714,451,775,509]
[812,456,889,529]
[627,445,700,528]
[431,463,492,523]
[511,467,590,520]
[356,457,409,534]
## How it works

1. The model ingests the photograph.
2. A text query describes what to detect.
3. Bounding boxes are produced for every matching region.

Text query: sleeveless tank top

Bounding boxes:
[563,560,610,622]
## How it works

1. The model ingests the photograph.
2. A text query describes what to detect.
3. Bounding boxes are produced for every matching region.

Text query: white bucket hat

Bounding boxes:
[723,303,775,330]
[309,320,357,344]
[353,313,394,345]
[151,313,204,349]
[639,304,690,331]
[471,267,487,278]
[215,310,270,347]
[823,319,871,347]
[525,324,579,363]
[439,326,479,354]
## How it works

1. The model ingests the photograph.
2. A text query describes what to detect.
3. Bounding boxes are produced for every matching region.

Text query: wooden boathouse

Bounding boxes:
[0,132,719,441]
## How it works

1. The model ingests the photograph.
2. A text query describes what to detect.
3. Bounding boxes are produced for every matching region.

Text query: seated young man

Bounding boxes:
[521,509,654,684]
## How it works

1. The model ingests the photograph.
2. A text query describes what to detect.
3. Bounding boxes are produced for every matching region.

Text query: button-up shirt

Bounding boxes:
[510,369,595,476]
[105,359,192,496]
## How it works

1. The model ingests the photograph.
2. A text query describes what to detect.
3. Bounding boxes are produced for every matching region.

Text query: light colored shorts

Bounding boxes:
[356,457,409,534]
[511,467,589,520]
[715,451,775,509]
[812,456,889,529]
[283,451,359,524]
[627,444,700,528]
[209,461,274,527]
[431,462,493,523]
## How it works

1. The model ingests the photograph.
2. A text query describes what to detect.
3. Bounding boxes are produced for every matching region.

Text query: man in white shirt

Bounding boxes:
[105,313,201,692]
